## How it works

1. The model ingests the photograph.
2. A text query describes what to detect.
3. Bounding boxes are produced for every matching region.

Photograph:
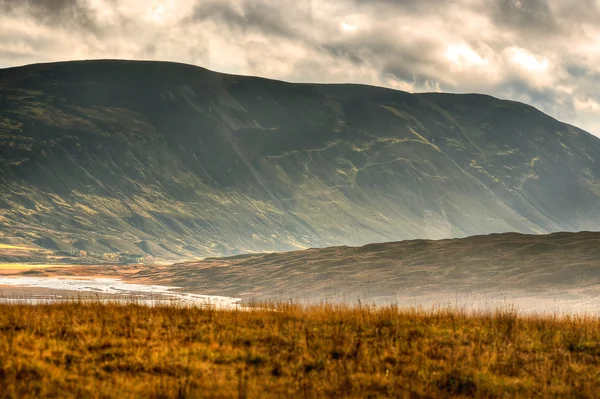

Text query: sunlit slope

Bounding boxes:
[1,60,600,256]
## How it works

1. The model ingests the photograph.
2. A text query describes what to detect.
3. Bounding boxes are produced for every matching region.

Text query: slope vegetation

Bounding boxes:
[2,60,600,256]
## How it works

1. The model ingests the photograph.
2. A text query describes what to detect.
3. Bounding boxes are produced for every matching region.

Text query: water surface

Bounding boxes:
[0,277,241,309]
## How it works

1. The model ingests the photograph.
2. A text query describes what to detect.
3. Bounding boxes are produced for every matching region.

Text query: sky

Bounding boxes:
[1,0,600,136]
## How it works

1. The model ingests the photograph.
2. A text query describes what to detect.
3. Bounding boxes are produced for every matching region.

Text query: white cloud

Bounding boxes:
[340,22,358,32]
[446,44,489,67]
[574,97,600,113]
[0,0,599,136]
[509,47,549,72]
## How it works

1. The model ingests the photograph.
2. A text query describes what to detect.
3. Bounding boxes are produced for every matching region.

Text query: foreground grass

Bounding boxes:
[1,303,599,398]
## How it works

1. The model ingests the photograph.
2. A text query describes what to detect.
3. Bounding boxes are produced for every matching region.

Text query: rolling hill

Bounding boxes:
[14,231,600,313]
[1,60,600,257]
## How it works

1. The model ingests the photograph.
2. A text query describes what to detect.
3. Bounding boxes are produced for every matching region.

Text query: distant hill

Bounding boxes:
[24,231,600,312]
[1,60,600,257]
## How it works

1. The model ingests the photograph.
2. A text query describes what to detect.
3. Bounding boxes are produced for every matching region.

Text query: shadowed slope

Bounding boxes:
[1,60,600,257]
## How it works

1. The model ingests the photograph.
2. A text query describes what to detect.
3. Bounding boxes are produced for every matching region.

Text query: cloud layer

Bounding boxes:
[1,0,600,135]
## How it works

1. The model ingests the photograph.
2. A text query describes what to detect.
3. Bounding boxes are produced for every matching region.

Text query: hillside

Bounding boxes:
[21,231,600,313]
[1,60,600,257]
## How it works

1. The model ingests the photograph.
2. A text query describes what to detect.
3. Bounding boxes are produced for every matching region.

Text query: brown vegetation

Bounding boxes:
[1,302,600,398]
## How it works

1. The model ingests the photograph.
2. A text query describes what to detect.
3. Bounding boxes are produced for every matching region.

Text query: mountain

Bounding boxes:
[20,231,600,313]
[1,60,600,258]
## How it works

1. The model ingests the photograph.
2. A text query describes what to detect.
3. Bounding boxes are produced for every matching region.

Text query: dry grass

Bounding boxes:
[0,244,31,250]
[1,302,600,398]
[0,264,72,270]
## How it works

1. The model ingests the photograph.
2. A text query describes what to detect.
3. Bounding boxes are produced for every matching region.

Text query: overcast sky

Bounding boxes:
[1,0,600,135]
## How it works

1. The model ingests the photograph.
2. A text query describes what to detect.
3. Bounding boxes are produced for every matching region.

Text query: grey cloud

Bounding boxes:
[321,32,440,67]
[499,79,565,106]
[345,0,455,14]
[139,44,157,58]
[563,60,600,94]
[320,45,370,66]
[379,52,448,88]
[566,64,600,81]
[189,1,302,41]
[0,0,101,33]
[489,0,560,34]
[552,0,600,24]
[567,64,591,78]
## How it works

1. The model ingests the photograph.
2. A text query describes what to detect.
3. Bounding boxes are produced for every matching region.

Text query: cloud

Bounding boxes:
[575,97,600,113]
[487,0,561,36]
[0,0,102,34]
[189,1,300,40]
[0,0,599,136]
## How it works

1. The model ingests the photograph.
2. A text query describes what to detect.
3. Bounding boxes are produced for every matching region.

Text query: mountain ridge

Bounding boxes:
[1,60,600,258]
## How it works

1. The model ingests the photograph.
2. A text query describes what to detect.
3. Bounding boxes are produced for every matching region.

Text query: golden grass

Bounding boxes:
[1,302,600,398]
[0,264,72,270]
[0,244,32,250]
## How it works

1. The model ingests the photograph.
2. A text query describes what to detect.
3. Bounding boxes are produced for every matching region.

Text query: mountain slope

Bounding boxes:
[1,60,600,257]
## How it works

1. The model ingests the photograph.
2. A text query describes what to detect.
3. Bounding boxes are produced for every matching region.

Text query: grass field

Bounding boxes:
[1,302,599,398]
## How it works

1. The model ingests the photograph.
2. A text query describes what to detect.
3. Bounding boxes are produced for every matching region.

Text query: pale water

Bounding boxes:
[0,277,242,309]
